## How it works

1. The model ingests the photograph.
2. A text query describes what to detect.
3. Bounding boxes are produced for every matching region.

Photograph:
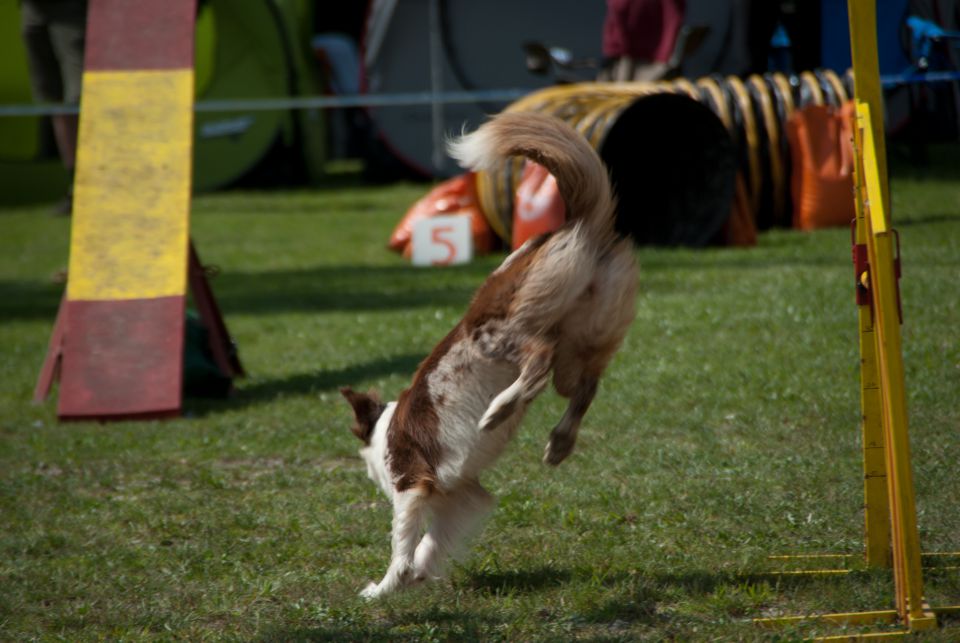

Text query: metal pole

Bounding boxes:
[428,0,445,173]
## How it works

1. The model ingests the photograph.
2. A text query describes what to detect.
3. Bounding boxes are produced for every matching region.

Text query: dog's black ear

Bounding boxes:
[340,387,386,445]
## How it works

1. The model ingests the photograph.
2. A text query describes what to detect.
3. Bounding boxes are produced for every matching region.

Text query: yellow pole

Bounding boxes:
[755,6,957,632]
[847,0,935,631]
[850,94,891,571]
[848,0,892,572]
[846,0,890,214]
[858,107,933,629]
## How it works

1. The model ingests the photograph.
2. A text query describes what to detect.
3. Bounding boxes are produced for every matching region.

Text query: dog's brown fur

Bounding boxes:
[343,112,638,598]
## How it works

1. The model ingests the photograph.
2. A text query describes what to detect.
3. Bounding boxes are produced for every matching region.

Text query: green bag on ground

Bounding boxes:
[183,309,233,398]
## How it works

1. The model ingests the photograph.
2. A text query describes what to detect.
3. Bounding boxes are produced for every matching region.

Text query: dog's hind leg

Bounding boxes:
[360,490,428,599]
[479,337,553,431]
[413,480,494,581]
[545,247,637,464]
[544,374,598,465]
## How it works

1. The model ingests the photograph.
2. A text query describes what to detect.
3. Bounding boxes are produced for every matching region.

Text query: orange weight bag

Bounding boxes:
[786,101,857,231]
[511,161,566,250]
[389,172,497,257]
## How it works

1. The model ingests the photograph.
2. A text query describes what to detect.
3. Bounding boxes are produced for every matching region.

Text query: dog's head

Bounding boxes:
[340,386,386,445]
[340,387,394,495]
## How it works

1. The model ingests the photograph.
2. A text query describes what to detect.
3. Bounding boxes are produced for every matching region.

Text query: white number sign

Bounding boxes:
[411,214,473,267]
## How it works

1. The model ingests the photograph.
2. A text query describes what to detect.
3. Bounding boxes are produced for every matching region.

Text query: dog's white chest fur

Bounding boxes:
[427,342,523,488]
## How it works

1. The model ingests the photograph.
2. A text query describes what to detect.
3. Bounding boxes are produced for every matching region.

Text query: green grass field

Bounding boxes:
[1,168,959,641]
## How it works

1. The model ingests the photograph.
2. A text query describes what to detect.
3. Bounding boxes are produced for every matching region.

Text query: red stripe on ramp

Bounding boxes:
[59,297,185,419]
[84,0,196,71]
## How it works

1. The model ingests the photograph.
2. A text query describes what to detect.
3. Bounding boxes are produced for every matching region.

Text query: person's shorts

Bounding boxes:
[20,0,88,104]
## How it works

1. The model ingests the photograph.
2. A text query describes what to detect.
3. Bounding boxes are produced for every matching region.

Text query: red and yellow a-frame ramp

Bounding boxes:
[756,0,959,638]
[34,0,241,419]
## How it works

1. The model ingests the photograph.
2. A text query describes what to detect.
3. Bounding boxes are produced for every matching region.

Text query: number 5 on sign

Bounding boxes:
[411,214,473,266]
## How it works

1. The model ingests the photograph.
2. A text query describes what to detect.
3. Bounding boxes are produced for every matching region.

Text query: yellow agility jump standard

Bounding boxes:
[756,0,959,637]
[34,0,241,419]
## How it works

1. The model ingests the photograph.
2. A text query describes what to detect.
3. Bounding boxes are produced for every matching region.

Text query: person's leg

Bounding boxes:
[21,2,64,105]
[47,2,87,178]
[21,2,72,213]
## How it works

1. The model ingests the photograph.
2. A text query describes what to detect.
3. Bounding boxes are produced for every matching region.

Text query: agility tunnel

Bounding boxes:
[671,68,854,232]
[477,86,738,247]
[475,68,854,247]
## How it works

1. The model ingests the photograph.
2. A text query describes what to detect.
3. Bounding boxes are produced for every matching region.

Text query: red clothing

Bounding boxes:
[602,0,685,63]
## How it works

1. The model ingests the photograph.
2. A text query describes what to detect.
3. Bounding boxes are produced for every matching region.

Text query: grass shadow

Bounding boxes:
[255,566,899,641]
[888,142,960,182]
[257,606,498,642]
[571,567,894,630]
[463,565,574,595]
[236,353,424,400]
[258,627,403,642]
[185,352,424,416]
[893,212,960,227]
[0,280,62,321]
[650,568,885,595]
[576,590,660,627]
[205,264,487,316]
[0,262,490,322]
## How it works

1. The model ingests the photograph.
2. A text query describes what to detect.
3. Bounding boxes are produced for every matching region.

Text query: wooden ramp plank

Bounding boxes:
[44,0,199,420]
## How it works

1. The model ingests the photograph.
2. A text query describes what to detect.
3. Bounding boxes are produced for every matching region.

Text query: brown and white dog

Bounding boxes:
[341,112,637,599]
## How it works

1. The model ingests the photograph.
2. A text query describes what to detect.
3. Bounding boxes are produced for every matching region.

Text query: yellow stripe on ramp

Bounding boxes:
[67,69,193,301]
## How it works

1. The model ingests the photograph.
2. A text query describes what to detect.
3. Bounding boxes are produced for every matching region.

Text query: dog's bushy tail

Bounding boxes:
[447,112,617,243]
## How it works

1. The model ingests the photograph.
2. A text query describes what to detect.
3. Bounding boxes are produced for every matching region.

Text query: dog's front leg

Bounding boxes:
[544,375,598,465]
[479,338,553,431]
[361,491,426,599]
[413,480,494,580]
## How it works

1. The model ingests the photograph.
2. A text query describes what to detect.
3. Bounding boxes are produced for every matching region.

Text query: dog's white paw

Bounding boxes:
[359,581,380,600]
[478,402,517,431]
[479,394,517,431]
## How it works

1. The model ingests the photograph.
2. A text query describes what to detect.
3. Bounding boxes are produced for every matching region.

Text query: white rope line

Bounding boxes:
[2,72,959,118]
[0,88,531,117]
